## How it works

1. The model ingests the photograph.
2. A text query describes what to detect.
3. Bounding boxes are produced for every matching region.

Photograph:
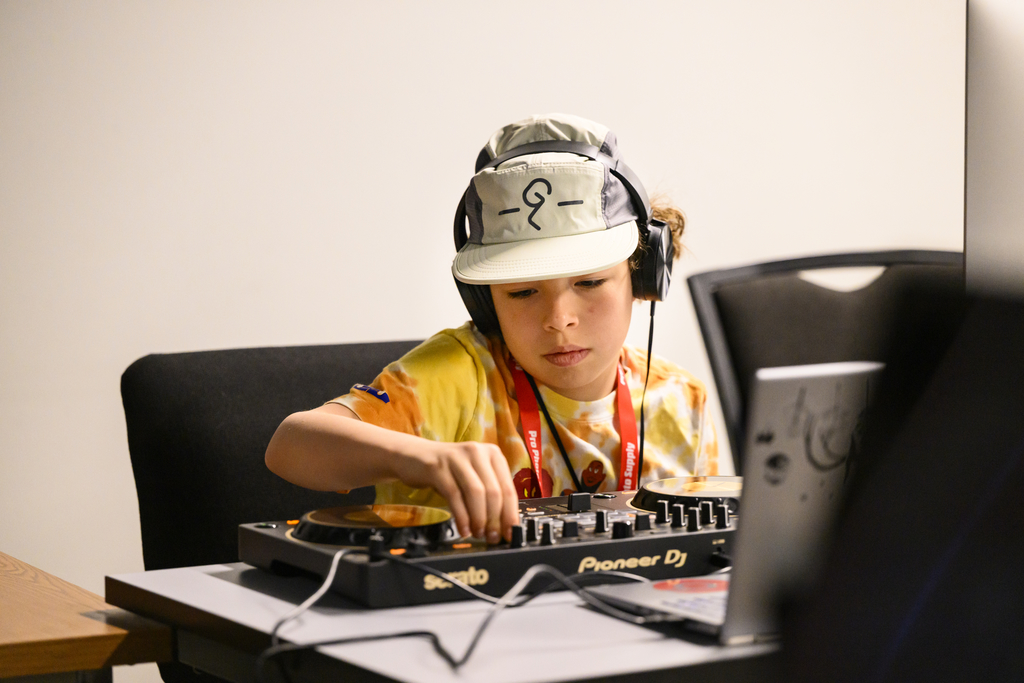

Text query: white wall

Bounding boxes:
[0,3,964,681]
[966,0,1024,293]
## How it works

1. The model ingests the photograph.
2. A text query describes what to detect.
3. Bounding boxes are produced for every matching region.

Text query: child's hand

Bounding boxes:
[265,405,520,543]
[394,441,520,544]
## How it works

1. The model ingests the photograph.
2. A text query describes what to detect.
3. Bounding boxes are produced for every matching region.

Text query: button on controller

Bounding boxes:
[526,517,539,543]
[686,507,702,532]
[567,492,591,512]
[700,501,715,526]
[716,503,732,529]
[612,520,634,539]
[671,503,685,528]
[656,500,670,525]
[406,538,430,558]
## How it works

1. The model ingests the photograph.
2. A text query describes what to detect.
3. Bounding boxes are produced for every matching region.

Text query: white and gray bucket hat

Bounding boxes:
[452,113,649,285]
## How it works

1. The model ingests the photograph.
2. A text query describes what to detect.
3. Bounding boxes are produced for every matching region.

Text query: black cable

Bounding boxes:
[638,301,656,487]
[256,553,658,680]
[448,563,655,668]
[256,631,461,683]
[518,300,658,494]
[524,371,585,492]
[256,563,671,680]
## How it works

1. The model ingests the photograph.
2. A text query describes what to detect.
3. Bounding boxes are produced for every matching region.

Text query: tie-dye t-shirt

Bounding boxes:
[330,322,719,507]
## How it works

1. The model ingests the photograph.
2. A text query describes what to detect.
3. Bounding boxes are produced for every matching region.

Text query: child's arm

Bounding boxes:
[265,403,520,544]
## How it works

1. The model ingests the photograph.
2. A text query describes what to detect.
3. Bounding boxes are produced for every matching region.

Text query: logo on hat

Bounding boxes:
[496,178,585,232]
[522,178,552,231]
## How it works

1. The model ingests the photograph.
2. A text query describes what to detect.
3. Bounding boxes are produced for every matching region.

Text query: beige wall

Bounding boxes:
[0,2,964,681]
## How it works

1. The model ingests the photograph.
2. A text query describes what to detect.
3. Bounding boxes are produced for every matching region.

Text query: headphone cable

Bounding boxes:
[524,372,585,492]
[638,301,656,487]
[524,299,657,494]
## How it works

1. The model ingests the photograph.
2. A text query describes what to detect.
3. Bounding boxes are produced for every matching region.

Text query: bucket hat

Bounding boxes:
[452,113,642,285]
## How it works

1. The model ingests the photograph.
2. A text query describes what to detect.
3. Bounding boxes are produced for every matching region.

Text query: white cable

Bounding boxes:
[270,548,350,646]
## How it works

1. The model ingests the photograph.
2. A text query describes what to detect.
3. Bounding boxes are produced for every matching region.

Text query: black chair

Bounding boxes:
[687,250,963,473]
[121,339,420,683]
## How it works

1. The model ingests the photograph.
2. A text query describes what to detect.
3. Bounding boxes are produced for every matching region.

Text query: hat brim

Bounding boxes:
[452,220,639,285]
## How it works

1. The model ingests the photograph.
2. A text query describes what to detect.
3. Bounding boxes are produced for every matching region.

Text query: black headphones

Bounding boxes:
[453,140,674,336]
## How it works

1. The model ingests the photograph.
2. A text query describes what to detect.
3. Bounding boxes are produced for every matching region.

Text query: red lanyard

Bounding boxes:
[510,361,639,497]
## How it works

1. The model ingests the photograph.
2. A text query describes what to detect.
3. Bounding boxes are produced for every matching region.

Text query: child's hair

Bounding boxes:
[628,195,687,277]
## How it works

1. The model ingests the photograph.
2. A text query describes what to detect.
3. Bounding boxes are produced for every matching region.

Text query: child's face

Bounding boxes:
[490,261,634,402]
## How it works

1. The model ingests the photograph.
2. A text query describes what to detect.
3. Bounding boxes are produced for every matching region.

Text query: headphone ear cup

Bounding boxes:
[453,188,501,334]
[632,220,674,302]
[455,278,501,336]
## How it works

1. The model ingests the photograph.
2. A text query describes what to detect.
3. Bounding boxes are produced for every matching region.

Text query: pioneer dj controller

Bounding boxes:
[239,476,742,608]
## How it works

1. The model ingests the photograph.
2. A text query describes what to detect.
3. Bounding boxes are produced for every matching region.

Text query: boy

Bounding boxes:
[266,114,718,546]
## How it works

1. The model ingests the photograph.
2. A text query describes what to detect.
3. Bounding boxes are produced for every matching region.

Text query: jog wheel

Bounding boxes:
[290,504,456,548]
[631,476,742,516]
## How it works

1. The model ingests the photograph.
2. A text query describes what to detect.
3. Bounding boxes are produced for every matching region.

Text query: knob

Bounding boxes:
[686,507,702,532]
[612,520,634,539]
[540,522,555,546]
[405,538,430,558]
[700,501,715,526]
[634,513,652,531]
[671,503,685,528]
[509,524,525,548]
[367,533,387,559]
[656,500,670,524]
[715,503,732,529]
[595,510,609,533]
[567,492,591,512]
[526,517,539,542]
[562,520,579,538]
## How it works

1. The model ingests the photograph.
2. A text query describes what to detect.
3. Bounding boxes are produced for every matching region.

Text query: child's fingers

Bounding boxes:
[399,441,514,542]
[466,445,507,544]
[431,464,471,538]
[448,451,489,538]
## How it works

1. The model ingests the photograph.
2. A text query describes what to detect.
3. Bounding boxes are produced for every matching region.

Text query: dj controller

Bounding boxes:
[239,476,742,608]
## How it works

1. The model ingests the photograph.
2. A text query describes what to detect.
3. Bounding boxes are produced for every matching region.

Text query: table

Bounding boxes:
[105,562,780,683]
[0,551,172,682]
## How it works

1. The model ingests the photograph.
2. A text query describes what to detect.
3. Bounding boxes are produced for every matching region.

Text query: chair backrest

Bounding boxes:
[687,250,964,473]
[121,340,421,572]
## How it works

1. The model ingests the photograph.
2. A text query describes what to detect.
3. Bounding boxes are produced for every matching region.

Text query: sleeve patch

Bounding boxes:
[353,384,390,403]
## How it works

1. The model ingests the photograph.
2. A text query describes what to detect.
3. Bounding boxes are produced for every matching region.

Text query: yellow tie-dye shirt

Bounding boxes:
[331,322,718,508]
